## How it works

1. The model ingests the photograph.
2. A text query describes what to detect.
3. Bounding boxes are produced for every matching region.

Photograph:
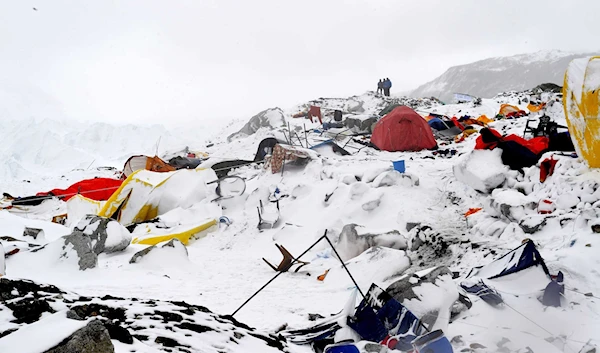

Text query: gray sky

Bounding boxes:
[0,0,598,126]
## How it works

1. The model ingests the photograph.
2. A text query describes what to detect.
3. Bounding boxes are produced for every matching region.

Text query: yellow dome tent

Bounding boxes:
[563,56,600,168]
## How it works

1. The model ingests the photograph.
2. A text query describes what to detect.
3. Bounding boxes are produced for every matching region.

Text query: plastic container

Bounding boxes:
[392,160,406,173]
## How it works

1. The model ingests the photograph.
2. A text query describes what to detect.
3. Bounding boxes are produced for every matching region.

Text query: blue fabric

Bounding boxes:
[461,281,503,306]
[428,118,449,131]
[413,332,454,353]
[347,284,422,350]
[325,343,360,353]
[490,240,549,278]
[383,80,391,89]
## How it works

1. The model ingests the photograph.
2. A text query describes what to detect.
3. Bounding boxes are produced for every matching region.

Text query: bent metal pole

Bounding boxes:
[231,230,366,317]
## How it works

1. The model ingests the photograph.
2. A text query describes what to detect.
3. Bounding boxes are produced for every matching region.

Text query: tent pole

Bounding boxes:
[323,234,367,302]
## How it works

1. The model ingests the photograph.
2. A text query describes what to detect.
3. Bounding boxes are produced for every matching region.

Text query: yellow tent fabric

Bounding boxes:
[498,104,520,116]
[98,168,217,226]
[67,195,105,226]
[527,102,546,113]
[563,56,600,168]
[131,219,218,246]
[477,115,493,124]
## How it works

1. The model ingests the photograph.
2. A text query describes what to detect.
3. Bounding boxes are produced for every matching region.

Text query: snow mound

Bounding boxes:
[228,108,286,141]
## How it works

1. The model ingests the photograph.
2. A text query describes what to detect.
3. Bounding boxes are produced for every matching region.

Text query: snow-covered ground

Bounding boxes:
[1,90,599,352]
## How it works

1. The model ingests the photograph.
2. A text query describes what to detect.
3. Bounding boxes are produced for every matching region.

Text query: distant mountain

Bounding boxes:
[410,50,598,103]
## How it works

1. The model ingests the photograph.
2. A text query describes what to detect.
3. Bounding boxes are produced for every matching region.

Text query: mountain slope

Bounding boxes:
[411,50,597,103]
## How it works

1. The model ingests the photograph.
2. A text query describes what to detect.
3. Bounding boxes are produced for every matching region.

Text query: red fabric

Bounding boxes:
[474,128,503,150]
[540,157,558,182]
[36,178,123,202]
[371,106,437,152]
[451,117,465,131]
[308,106,322,124]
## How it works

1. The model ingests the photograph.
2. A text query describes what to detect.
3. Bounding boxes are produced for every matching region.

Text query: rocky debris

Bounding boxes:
[487,189,537,223]
[23,227,45,241]
[556,194,580,210]
[361,190,383,211]
[335,224,407,261]
[0,278,287,353]
[45,320,114,353]
[130,239,188,264]
[407,225,453,257]
[519,215,551,234]
[228,108,286,142]
[74,215,131,254]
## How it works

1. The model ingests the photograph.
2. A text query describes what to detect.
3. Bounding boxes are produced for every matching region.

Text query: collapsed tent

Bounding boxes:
[563,55,600,168]
[123,155,175,177]
[498,104,521,116]
[36,178,123,202]
[97,169,217,226]
[475,128,549,170]
[371,106,438,152]
[167,156,203,170]
[467,239,550,279]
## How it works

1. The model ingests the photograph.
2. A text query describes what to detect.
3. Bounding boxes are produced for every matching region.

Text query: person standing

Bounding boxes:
[383,78,392,96]
[377,79,383,95]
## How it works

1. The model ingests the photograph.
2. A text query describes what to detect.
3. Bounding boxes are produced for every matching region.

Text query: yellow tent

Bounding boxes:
[498,104,520,116]
[563,56,600,168]
[527,102,546,113]
[98,168,217,226]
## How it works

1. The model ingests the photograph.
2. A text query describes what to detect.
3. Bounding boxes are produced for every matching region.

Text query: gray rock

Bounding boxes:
[129,239,188,264]
[519,215,550,234]
[63,232,98,271]
[162,239,188,257]
[74,215,131,254]
[228,108,286,141]
[66,309,83,321]
[23,227,44,240]
[44,320,114,353]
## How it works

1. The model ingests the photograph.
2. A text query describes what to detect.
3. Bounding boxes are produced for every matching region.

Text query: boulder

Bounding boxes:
[556,194,580,210]
[45,320,114,353]
[30,232,99,271]
[228,108,286,141]
[74,215,131,254]
[453,149,508,193]
[488,189,537,223]
[336,224,407,261]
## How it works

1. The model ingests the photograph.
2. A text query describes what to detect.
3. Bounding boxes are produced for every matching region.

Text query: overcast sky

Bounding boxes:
[0,0,598,126]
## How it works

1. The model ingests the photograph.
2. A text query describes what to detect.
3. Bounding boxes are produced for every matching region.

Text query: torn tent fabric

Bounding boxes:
[467,240,550,280]
[36,178,123,202]
[347,284,423,352]
[540,156,559,182]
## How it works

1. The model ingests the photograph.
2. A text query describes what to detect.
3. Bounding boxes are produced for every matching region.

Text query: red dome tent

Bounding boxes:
[371,106,438,152]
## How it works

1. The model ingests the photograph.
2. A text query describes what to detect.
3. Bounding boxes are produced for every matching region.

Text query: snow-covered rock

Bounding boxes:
[556,194,580,210]
[0,243,5,276]
[129,239,188,265]
[487,189,537,223]
[25,232,98,271]
[453,149,508,193]
[74,215,131,254]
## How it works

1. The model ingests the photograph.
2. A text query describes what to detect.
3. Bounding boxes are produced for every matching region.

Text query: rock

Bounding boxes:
[45,320,114,353]
[453,149,508,193]
[0,244,4,276]
[488,189,536,223]
[103,322,133,344]
[519,215,550,234]
[66,310,83,320]
[129,246,156,264]
[361,190,383,211]
[592,223,600,234]
[556,194,580,210]
[74,215,131,254]
[346,100,365,113]
[162,239,188,257]
[336,224,407,261]
[155,336,188,348]
[228,108,286,141]
[6,297,55,324]
[23,227,45,241]
[63,232,98,270]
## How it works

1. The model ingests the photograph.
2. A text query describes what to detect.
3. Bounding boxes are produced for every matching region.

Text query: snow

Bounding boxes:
[1,88,600,352]
[0,311,89,353]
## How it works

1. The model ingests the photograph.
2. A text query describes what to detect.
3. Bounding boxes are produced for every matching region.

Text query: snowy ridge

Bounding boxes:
[411,50,598,103]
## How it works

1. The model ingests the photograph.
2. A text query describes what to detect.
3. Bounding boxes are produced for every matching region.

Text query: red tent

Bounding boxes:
[36,178,123,202]
[371,106,437,152]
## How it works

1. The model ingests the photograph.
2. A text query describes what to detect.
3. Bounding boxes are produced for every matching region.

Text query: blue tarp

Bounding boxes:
[468,240,550,279]
[428,117,450,131]
[347,284,423,351]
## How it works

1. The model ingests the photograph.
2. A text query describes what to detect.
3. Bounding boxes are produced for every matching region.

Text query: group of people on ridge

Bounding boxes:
[377,78,392,96]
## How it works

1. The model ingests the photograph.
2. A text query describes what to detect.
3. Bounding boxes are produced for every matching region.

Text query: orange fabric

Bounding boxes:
[474,128,503,150]
[504,135,549,155]
[477,115,493,124]
[317,269,330,281]
[145,156,175,173]
[451,117,465,131]
[499,104,520,116]
[527,102,546,112]
[464,208,482,217]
